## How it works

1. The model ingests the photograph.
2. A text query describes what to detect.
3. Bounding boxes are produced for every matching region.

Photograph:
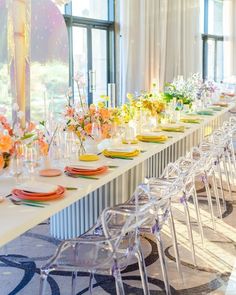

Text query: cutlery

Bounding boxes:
[65,187,78,190]
[65,172,99,180]
[9,197,45,208]
[108,156,133,160]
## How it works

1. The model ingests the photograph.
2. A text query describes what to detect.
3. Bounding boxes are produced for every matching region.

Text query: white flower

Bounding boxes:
[13,103,19,111]
[0,106,7,113]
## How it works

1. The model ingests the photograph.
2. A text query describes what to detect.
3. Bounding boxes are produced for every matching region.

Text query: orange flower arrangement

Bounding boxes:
[38,139,49,156]
[65,101,114,140]
[0,154,4,171]
[0,133,13,153]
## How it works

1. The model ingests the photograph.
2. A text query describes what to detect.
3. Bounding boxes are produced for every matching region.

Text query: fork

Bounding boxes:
[9,197,45,208]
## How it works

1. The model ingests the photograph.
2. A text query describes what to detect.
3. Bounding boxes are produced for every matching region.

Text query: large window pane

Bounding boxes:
[92,29,107,104]
[73,27,88,104]
[216,40,223,82]
[72,0,108,20]
[206,39,215,80]
[208,0,223,35]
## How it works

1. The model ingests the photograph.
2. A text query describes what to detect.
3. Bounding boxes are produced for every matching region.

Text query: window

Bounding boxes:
[201,0,224,82]
[63,0,115,105]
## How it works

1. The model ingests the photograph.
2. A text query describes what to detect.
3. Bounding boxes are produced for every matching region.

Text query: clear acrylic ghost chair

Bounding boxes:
[209,129,234,201]
[221,121,236,183]
[199,138,228,215]
[184,146,222,230]
[144,161,202,267]
[114,184,176,295]
[142,163,184,275]
[39,200,152,295]
[156,159,202,265]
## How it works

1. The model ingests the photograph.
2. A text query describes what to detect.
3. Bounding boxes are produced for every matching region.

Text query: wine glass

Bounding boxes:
[124,125,135,145]
[24,144,38,180]
[91,122,102,143]
[9,143,24,184]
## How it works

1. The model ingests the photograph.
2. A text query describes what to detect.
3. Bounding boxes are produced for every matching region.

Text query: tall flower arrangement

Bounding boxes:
[164,73,202,105]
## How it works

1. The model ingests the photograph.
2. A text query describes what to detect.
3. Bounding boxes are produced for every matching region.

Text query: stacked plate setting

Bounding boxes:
[12,182,65,201]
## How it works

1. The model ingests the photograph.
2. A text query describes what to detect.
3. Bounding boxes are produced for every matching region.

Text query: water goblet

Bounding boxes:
[24,144,38,180]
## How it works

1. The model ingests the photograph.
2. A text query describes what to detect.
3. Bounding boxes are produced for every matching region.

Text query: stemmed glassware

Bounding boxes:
[9,142,24,184]
[23,143,38,180]
[91,122,102,143]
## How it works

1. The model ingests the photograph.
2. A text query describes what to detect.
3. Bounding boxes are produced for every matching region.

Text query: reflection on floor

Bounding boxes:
[0,181,236,294]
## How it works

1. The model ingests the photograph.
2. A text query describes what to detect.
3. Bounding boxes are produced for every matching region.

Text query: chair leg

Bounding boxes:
[226,150,235,185]
[71,271,77,295]
[39,270,49,295]
[203,175,216,231]
[112,259,125,295]
[222,156,233,201]
[89,272,94,295]
[192,186,205,247]
[169,206,183,277]
[212,170,223,219]
[135,245,150,295]
[183,201,197,266]
[155,231,172,295]
[216,161,227,210]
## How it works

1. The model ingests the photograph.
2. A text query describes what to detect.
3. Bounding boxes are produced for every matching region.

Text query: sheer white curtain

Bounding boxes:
[119,0,201,102]
[223,0,236,82]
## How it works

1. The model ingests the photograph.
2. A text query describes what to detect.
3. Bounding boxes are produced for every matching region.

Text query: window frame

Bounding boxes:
[63,0,116,105]
[202,0,224,81]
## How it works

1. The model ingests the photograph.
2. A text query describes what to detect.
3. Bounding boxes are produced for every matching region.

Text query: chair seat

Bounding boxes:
[48,236,132,275]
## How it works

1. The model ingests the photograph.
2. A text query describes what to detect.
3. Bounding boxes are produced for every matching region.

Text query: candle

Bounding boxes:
[10,0,30,128]
[108,83,116,107]
[43,89,47,121]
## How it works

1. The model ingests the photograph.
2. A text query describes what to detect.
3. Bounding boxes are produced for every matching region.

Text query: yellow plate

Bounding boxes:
[137,135,168,142]
[103,149,140,157]
[79,154,99,161]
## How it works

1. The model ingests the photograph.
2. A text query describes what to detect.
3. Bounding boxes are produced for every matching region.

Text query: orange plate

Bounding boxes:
[39,169,62,177]
[65,166,108,176]
[12,186,65,201]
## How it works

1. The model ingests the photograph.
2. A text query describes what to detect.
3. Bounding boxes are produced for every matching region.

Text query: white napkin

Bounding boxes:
[106,147,136,153]
[15,181,58,193]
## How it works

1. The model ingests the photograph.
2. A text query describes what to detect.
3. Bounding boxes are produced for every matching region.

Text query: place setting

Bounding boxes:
[64,163,108,179]
[1,181,66,208]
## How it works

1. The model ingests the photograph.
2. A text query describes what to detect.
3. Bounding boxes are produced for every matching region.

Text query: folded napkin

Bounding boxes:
[160,125,185,132]
[122,138,138,144]
[79,154,99,161]
[209,106,222,111]
[137,134,168,143]
[213,102,228,107]
[180,116,201,124]
[196,110,214,116]
[103,148,140,158]
[15,181,58,194]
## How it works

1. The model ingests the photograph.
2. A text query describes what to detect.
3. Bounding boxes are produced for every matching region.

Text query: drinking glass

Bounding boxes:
[24,144,38,180]
[124,124,135,145]
[91,122,102,143]
[10,156,23,184]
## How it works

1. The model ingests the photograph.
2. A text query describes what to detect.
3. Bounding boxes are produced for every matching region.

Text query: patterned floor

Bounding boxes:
[1,181,236,294]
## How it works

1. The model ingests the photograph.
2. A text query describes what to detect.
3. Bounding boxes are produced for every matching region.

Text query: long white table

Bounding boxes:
[0,104,234,247]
